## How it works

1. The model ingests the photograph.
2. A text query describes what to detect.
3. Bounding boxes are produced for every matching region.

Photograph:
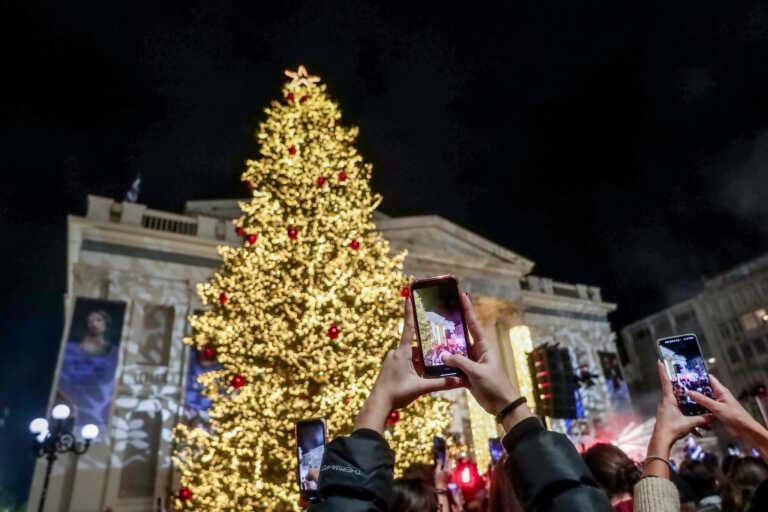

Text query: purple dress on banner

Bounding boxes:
[58,342,119,428]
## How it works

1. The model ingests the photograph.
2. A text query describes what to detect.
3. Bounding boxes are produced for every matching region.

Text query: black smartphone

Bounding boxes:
[296,418,326,502]
[489,438,503,464]
[411,275,471,378]
[433,436,447,468]
[657,333,715,416]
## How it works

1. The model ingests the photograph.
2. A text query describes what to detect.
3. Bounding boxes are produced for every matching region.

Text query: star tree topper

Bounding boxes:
[285,65,321,89]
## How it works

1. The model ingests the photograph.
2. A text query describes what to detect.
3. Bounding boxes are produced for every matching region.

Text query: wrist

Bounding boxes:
[647,428,674,457]
[354,388,393,434]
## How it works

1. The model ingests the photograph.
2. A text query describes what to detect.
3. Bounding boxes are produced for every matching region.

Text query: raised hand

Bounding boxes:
[354,299,462,433]
[443,291,532,430]
[689,374,768,460]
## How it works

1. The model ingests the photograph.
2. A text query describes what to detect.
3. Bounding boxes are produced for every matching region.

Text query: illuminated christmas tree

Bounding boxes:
[172,66,450,510]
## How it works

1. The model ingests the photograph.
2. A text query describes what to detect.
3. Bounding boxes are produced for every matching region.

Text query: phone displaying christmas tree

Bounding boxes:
[172,66,450,510]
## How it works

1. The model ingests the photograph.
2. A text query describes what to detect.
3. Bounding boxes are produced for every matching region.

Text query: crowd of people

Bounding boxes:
[302,291,768,512]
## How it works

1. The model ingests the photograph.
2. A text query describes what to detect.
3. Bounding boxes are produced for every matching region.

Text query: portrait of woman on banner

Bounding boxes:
[55,298,126,429]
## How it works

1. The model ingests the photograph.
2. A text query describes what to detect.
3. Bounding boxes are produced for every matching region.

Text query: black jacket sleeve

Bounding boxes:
[308,428,394,512]
[503,417,612,512]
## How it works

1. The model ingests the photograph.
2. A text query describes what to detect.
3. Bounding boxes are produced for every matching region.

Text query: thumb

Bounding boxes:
[443,353,480,376]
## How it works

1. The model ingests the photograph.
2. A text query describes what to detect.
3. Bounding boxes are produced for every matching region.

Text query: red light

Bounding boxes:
[461,467,470,484]
[536,371,548,377]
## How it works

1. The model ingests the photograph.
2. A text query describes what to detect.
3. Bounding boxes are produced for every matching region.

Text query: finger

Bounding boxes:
[708,374,732,401]
[443,353,481,376]
[400,298,416,350]
[657,361,674,400]
[418,375,464,395]
[688,390,720,411]
[411,346,425,377]
[459,291,486,354]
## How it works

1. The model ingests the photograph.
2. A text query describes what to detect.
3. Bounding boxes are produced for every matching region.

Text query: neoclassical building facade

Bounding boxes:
[29,195,623,511]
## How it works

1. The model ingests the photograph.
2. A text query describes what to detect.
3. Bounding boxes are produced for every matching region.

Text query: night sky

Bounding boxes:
[2,0,768,500]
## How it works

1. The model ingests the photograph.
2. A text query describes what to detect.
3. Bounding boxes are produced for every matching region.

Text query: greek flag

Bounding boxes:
[125,175,141,203]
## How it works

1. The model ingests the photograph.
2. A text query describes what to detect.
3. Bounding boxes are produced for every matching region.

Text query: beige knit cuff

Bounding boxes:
[634,476,680,512]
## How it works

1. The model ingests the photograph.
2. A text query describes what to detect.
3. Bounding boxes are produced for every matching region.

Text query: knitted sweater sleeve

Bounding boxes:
[634,477,679,512]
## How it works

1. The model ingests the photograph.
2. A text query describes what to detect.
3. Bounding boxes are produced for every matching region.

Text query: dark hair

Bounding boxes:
[488,456,523,512]
[721,458,768,512]
[582,443,641,498]
[403,463,435,488]
[680,459,718,501]
[390,478,436,512]
[722,455,740,477]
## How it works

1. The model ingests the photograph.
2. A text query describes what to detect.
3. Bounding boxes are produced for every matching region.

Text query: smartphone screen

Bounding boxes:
[489,438,503,464]
[411,276,470,378]
[433,436,447,468]
[296,419,326,501]
[657,334,714,415]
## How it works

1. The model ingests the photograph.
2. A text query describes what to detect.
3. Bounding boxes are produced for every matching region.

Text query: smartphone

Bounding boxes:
[433,436,447,468]
[657,333,715,416]
[489,438,503,464]
[296,418,326,502]
[410,275,471,378]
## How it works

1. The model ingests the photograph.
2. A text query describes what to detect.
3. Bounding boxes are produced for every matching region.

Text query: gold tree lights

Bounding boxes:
[172,66,450,510]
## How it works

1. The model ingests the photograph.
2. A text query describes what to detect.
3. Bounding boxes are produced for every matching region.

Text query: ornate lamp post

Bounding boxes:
[29,404,99,512]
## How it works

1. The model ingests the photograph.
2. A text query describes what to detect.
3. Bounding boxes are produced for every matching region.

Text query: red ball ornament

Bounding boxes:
[178,486,193,501]
[202,346,216,360]
[235,226,244,237]
[218,292,228,305]
[247,179,255,190]
[300,95,308,103]
[286,92,294,102]
[387,409,400,425]
[288,227,298,240]
[317,176,326,187]
[338,171,347,181]
[230,374,246,389]
[349,239,360,250]
[247,233,257,245]
[289,145,297,155]
[328,324,340,340]
[400,287,411,298]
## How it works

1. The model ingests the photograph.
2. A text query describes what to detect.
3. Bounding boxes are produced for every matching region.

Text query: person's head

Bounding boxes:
[488,456,523,512]
[721,457,768,512]
[722,454,740,477]
[679,459,718,500]
[582,443,641,499]
[86,310,111,336]
[390,478,436,512]
[403,462,435,488]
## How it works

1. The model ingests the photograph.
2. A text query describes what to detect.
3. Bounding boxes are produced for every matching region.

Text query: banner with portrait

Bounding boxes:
[597,351,631,410]
[183,347,221,427]
[55,297,127,429]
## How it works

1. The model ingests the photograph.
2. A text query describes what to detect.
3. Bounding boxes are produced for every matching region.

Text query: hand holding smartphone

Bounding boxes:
[410,275,472,378]
[433,436,447,469]
[657,334,715,416]
[295,418,326,502]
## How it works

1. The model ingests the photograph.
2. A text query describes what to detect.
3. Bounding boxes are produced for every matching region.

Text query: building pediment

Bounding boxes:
[374,214,535,277]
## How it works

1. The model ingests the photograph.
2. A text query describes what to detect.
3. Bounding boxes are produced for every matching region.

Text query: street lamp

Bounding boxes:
[30,404,99,512]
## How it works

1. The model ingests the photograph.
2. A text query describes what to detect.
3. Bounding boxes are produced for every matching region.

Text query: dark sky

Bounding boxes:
[2,0,768,500]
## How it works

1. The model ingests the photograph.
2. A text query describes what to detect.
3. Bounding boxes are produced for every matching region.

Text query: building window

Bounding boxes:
[754,336,767,355]
[742,344,754,360]
[741,308,768,331]
[727,346,742,364]
[634,328,651,342]
[719,323,731,339]
[675,310,695,326]
[731,320,745,336]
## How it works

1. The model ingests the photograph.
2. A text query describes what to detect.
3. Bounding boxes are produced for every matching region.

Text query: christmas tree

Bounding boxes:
[172,66,450,510]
